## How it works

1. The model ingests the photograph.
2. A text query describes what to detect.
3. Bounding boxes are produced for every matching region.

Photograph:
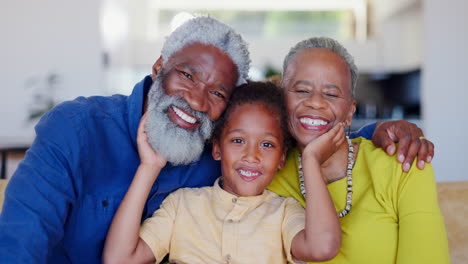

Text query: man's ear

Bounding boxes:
[212,140,222,161]
[151,56,163,81]
[277,151,287,170]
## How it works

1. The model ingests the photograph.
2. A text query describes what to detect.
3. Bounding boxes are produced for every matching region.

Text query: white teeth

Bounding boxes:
[299,118,328,126]
[239,169,259,177]
[172,106,197,124]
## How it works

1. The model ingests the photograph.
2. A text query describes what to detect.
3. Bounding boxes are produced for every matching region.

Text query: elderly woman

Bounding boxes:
[268,37,450,263]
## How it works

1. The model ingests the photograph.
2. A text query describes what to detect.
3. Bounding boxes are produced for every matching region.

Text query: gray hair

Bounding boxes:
[161,16,250,86]
[283,37,358,96]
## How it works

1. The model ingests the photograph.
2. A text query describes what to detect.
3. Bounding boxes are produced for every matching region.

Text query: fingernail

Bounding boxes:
[398,154,405,163]
[403,163,410,172]
[418,160,425,169]
[387,145,395,155]
[426,156,432,163]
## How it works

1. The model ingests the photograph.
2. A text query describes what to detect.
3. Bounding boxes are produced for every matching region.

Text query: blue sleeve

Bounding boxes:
[350,122,377,140]
[0,107,81,263]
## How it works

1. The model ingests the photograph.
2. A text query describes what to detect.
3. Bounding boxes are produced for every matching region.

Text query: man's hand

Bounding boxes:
[372,120,434,172]
[137,113,167,170]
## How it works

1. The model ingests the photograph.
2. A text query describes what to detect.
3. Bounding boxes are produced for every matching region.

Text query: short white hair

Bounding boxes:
[161,16,250,86]
[283,37,358,97]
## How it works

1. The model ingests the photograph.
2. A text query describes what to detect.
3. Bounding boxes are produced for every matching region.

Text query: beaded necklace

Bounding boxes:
[298,136,354,218]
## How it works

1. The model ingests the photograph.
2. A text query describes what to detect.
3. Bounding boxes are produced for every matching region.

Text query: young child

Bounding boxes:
[103,81,343,264]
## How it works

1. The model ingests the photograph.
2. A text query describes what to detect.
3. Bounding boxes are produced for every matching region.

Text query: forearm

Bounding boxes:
[292,158,341,261]
[350,122,376,140]
[103,164,160,262]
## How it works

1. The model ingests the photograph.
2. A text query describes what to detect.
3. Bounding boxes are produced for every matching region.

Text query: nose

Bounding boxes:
[184,84,209,114]
[304,91,326,109]
[242,143,261,164]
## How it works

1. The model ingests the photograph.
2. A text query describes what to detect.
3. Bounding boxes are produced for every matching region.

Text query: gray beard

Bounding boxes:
[145,73,214,165]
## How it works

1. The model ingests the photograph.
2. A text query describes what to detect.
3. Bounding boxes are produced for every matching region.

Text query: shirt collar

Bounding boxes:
[213,178,273,210]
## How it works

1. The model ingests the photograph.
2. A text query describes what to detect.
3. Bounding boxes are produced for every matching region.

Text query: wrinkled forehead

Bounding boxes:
[164,43,239,92]
[167,43,237,75]
[166,43,230,63]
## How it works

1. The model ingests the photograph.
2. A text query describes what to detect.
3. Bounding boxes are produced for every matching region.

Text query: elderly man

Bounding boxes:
[0,16,431,263]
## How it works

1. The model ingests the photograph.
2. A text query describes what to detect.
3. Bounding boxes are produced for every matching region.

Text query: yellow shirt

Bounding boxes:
[268,137,450,264]
[140,178,306,264]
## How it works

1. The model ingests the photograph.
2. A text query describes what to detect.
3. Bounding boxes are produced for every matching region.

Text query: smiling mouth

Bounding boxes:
[172,106,197,124]
[238,169,262,182]
[299,118,329,126]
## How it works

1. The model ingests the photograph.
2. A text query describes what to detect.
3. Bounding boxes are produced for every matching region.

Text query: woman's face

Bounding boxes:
[282,48,356,149]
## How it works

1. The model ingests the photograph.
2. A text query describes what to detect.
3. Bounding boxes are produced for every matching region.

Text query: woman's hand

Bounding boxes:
[137,113,167,170]
[303,122,346,165]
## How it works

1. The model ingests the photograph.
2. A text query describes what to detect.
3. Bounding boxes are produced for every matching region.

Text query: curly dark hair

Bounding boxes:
[212,81,293,151]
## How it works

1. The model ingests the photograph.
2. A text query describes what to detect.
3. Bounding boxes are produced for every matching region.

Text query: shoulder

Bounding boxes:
[54,94,127,123]
[36,94,128,141]
[263,190,303,209]
[353,137,436,194]
[39,94,126,126]
[171,185,215,200]
[353,137,401,177]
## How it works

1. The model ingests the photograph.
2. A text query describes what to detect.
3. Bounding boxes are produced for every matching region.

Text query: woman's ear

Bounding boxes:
[212,140,222,161]
[345,100,357,127]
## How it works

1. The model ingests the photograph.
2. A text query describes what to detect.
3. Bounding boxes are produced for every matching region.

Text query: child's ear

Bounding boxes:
[212,140,222,161]
[277,151,287,170]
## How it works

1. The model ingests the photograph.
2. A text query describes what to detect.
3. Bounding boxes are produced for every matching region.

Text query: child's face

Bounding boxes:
[212,103,286,196]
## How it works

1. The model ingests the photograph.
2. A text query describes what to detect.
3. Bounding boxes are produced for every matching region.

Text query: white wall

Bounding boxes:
[0,0,103,142]
[423,0,468,181]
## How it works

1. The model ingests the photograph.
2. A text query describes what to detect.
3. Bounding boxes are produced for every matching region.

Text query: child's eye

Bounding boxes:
[262,142,274,148]
[231,138,244,144]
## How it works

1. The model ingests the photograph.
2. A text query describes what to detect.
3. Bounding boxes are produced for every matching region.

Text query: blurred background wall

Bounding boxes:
[0,0,466,182]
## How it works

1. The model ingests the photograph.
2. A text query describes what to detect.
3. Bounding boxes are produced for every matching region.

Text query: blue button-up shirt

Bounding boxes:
[0,76,222,263]
[0,76,375,263]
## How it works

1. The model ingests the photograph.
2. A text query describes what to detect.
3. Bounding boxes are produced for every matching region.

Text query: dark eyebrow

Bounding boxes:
[218,84,228,93]
[178,63,198,75]
[226,129,282,140]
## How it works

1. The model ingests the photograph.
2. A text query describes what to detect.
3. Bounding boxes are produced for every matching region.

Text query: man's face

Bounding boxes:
[145,43,239,165]
[163,43,239,125]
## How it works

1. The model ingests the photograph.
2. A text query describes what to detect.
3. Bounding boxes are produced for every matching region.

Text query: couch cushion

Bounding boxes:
[437,181,468,264]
